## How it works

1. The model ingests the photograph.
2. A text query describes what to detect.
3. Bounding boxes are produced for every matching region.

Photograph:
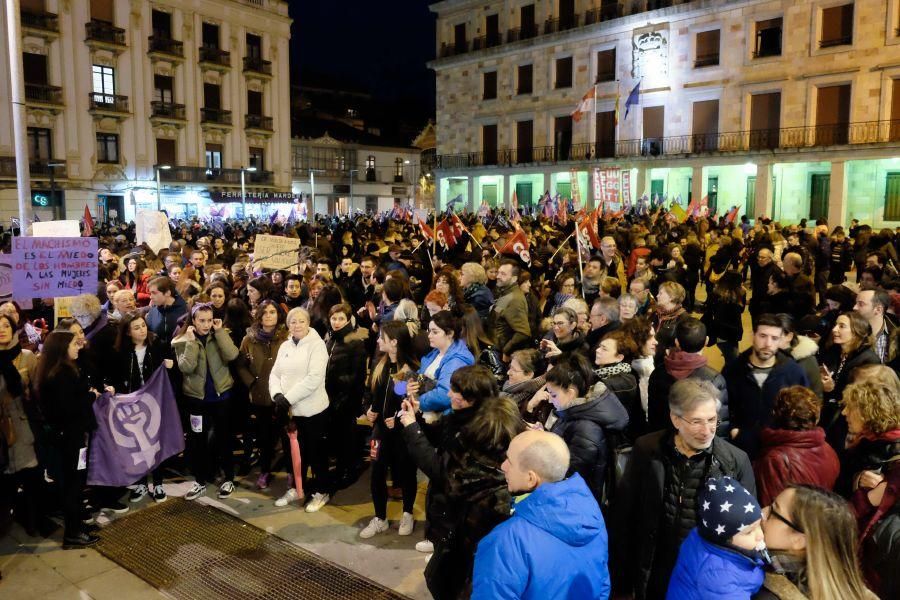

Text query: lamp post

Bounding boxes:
[404,159,417,207]
[47,161,65,220]
[155,164,171,212]
[348,168,358,216]
[308,168,324,217]
[240,165,257,220]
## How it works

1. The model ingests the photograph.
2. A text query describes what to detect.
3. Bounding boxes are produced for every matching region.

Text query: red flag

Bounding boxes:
[725,206,738,224]
[449,213,467,240]
[571,86,596,123]
[578,216,602,250]
[557,200,569,226]
[435,218,458,250]
[494,229,531,264]
[83,205,94,237]
[685,197,699,219]
[418,216,434,241]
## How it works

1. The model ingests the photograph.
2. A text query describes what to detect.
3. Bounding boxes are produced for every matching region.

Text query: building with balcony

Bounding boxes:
[0,0,291,222]
[429,0,900,227]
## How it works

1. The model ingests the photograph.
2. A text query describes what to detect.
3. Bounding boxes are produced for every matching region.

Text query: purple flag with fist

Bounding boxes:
[87,367,184,486]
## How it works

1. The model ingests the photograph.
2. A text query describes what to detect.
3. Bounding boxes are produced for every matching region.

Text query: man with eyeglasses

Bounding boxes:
[722,313,809,458]
[610,378,754,600]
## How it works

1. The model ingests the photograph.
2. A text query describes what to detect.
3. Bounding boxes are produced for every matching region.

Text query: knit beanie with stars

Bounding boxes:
[698,476,762,544]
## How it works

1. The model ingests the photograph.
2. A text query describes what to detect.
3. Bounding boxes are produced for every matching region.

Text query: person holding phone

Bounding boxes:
[172,302,240,501]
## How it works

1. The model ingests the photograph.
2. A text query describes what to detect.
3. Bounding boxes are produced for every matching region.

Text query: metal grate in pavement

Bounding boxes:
[94,498,409,599]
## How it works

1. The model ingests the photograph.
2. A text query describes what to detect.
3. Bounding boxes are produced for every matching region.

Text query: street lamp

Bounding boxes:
[155,165,171,212]
[404,159,418,207]
[47,161,65,220]
[308,168,325,217]
[241,166,257,219]
[348,168,358,216]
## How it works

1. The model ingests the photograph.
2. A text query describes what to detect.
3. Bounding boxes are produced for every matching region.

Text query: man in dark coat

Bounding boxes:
[722,314,809,458]
[611,378,755,600]
[749,248,780,325]
[782,252,815,321]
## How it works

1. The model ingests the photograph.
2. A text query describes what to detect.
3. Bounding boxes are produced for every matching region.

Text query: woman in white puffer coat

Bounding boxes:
[269,307,332,513]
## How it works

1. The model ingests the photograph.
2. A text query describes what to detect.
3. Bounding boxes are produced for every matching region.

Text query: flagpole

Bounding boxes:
[574,221,586,298]
[547,232,575,265]
[432,210,437,256]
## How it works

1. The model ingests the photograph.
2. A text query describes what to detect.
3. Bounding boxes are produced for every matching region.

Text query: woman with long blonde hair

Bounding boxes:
[758,484,875,600]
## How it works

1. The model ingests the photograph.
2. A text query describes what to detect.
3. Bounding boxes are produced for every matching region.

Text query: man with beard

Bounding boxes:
[721,314,809,457]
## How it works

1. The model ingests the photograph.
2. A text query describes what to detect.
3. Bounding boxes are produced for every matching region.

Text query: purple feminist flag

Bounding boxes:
[87,367,184,486]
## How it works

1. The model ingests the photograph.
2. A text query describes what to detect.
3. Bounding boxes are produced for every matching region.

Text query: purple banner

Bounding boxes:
[12,236,97,299]
[87,367,184,487]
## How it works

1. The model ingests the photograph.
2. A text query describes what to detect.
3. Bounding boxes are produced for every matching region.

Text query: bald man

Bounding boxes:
[472,430,611,599]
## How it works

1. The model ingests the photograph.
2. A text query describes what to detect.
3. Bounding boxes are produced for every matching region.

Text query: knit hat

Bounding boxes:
[698,476,761,543]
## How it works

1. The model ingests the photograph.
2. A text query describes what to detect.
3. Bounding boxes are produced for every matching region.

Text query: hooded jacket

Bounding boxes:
[237,325,289,406]
[146,294,188,343]
[472,473,611,600]
[666,529,765,600]
[172,327,240,401]
[753,427,840,506]
[463,283,494,321]
[550,382,629,502]
[787,335,823,399]
[647,351,730,436]
[417,339,475,413]
[268,328,329,417]
[324,323,369,413]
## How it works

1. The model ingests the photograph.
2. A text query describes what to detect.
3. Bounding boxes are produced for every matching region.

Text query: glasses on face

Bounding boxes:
[552,320,570,328]
[765,505,804,534]
[676,414,719,431]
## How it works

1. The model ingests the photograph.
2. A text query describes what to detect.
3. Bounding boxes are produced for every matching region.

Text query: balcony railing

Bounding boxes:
[201,107,232,125]
[434,120,900,169]
[243,56,272,75]
[694,53,720,68]
[506,25,538,43]
[439,41,469,58]
[596,71,616,84]
[159,166,273,185]
[29,161,67,177]
[150,101,186,120]
[245,114,273,131]
[85,20,126,46]
[20,10,58,32]
[472,33,502,50]
[148,35,184,58]
[25,83,63,105]
[819,35,852,49]
[89,92,129,113]
[199,46,231,67]
[543,15,580,35]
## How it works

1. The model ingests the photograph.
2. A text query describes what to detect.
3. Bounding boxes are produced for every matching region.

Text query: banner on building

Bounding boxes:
[621,170,632,207]
[87,367,184,487]
[570,168,581,206]
[593,167,621,209]
[12,237,97,300]
[210,191,302,203]
[135,211,173,253]
[253,234,301,270]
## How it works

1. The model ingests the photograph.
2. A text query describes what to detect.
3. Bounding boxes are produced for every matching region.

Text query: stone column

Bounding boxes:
[828,160,848,227]
[467,175,476,212]
[756,162,774,220]
[503,173,512,210]
[691,165,704,205]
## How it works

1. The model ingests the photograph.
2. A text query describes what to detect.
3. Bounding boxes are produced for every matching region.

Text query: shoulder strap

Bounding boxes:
[762,573,808,600]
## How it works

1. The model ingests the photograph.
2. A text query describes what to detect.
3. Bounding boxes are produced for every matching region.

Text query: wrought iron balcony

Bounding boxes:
[150,101,186,120]
[88,92,129,113]
[201,107,232,125]
[439,41,469,58]
[506,25,538,43]
[245,114,273,131]
[199,46,231,68]
[694,53,720,68]
[159,166,273,185]
[595,71,616,84]
[585,4,622,25]
[543,15,580,35]
[85,19,126,46]
[20,10,58,33]
[472,33,502,50]
[433,120,900,170]
[29,161,67,177]
[243,56,272,76]
[25,83,63,105]
[148,35,184,58]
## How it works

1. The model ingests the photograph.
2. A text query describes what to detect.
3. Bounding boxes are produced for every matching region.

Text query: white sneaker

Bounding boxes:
[398,512,415,536]
[129,484,148,503]
[185,482,206,501]
[359,517,389,539]
[304,492,330,513]
[415,540,434,553]
[275,488,299,507]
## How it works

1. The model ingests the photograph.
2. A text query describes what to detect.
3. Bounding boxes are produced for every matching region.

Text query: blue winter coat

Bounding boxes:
[666,529,765,600]
[417,339,475,412]
[471,474,611,600]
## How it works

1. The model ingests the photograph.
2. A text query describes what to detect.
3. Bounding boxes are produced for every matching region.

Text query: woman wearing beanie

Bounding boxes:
[667,475,767,599]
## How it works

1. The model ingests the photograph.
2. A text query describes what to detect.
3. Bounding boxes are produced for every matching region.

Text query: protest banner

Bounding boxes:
[88,367,184,487]
[12,237,98,300]
[594,167,621,209]
[621,170,632,206]
[135,211,173,253]
[32,220,80,237]
[253,234,301,270]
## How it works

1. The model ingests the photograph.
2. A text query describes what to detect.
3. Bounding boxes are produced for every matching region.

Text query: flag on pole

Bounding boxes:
[435,218,458,250]
[725,206,739,224]
[571,86,596,123]
[494,228,531,265]
[417,216,435,241]
[286,203,297,227]
[624,80,641,120]
[670,202,687,223]
[87,368,184,487]
[614,85,621,126]
[577,214,602,250]
[83,205,95,237]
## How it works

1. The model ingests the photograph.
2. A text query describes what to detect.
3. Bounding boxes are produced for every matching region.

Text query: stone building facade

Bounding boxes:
[429,0,900,227]
[0,0,292,223]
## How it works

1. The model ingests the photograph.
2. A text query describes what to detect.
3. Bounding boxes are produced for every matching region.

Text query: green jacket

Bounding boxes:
[172,327,240,400]
[489,283,532,355]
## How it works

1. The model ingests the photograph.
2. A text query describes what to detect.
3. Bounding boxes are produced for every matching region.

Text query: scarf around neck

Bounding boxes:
[594,361,632,379]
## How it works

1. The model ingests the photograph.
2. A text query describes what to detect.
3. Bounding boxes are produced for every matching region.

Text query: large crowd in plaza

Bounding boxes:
[1,202,899,600]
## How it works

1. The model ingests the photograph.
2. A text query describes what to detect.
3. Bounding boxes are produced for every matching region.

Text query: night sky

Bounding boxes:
[289,0,436,123]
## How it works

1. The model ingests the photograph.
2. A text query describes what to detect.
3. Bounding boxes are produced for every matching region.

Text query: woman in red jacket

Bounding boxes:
[753,385,840,506]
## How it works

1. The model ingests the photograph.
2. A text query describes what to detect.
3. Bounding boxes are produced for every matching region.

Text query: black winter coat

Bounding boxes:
[108,337,173,394]
[463,284,494,321]
[38,364,97,441]
[595,364,644,441]
[647,363,730,436]
[610,430,755,600]
[550,382,629,503]
[324,324,368,414]
[818,344,880,450]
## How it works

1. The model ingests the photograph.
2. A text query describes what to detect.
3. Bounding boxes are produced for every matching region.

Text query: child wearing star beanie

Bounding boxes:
[666,476,767,600]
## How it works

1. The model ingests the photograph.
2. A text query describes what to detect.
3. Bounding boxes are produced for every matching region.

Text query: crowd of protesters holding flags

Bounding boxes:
[0,197,899,599]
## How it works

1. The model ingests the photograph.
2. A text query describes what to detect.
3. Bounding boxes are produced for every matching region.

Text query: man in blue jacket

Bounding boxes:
[471,430,611,599]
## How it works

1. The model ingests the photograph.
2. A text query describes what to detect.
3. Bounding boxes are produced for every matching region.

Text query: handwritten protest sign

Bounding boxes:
[32,220,80,237]
[13,237,98,299]
[135,211,172,253]
[253,234,300,270]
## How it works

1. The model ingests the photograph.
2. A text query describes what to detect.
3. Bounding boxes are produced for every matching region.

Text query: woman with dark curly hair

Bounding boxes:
[432,268,465,311]
[753,386,840,506]
[621,316,658,420]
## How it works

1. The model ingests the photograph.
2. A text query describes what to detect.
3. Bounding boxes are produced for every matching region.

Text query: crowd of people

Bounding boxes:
[1,208,899,599]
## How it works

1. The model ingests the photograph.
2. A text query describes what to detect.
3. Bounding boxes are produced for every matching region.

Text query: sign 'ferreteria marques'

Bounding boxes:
[209,191,302,203]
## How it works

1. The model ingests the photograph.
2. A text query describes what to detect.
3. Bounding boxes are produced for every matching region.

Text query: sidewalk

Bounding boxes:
[1,473,431,599]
